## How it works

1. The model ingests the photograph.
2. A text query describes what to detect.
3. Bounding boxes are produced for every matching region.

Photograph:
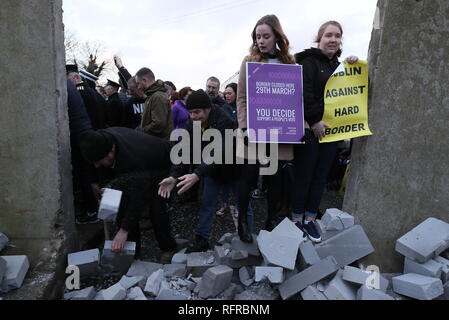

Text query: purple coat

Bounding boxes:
[172,100,190,130]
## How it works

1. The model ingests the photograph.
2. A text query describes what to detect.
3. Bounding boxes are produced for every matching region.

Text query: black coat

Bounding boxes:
[76,82,106,130]
[67,80,92,141]
[295,48,341,126]
[170,106,240,184]
[100,127,172,176]
[105,93,125,127]
[122,97,145,129]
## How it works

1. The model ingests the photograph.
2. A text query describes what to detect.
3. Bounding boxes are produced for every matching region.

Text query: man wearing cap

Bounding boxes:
[66,64,106,130]
[135,68,173,140]
[104,79,125,127]
[158,89,240,253]
[79,127,177,261]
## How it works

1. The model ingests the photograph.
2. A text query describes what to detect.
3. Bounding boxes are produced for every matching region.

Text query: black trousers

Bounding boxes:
[237,162,286,226]
[108,171,176,258]
[71,138,99,214]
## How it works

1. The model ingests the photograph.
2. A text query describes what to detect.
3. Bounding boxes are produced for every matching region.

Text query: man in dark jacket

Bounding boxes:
[135,68,173,140]
[104,79,125,127]
[159,90,239,252]
[79,127,177,261]
[67,80,102,224]
[67,65,106,130]
[121,77,146,129]
[206,76,226,107]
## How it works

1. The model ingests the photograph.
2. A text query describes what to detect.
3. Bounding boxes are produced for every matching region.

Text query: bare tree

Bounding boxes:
[64,29,110,78]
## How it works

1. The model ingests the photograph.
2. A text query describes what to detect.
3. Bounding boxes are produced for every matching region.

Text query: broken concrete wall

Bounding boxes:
[0,0,78,298]
[343,0,449,272]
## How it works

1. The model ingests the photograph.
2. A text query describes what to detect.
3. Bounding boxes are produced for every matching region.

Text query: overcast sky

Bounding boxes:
[63,0,378,90]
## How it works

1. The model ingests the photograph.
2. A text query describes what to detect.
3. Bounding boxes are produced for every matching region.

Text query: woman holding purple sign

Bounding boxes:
[291,21,358,243]
[236,14,297,243]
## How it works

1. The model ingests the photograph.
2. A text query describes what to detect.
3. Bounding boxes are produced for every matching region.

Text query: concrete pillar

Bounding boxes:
[343,0,449,272]
[0,0,77,298]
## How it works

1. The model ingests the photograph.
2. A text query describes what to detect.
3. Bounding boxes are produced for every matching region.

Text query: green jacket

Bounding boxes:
[137,80,173,140]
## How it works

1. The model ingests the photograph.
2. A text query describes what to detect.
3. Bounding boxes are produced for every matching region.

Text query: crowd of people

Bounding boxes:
[66,15,356,263]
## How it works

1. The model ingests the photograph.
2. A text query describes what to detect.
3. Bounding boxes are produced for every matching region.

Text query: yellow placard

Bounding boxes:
[320,60,372,143]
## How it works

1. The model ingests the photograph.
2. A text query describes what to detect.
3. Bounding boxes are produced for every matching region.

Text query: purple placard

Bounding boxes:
[246,62,304,144]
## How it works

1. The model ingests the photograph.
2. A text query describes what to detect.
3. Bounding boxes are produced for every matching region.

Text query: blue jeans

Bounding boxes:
[198,178,254,238]
[291,140,338,219]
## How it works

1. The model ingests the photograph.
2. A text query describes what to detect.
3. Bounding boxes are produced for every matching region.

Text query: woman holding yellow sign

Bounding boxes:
[291,21,358,243]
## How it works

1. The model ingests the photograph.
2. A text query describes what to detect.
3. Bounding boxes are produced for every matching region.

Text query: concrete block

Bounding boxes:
[315,225,375,268]
[199,265,233,299]
[255,267,284,284]
[156,280,191,300]
[119,275,144,289]
[433,256,449,283]
[316,219,344,241]
[126,287,147,300]
[163,264,187,278]
[144,269,164,296]
[101,241,135,274]
[392,273,444,300]
[343,266,389,292]
[232,250,248,261]
[257,230,299,270]
[68,249,100,279]
[218,233,234,245]
[239,267,254,287]
[0,257,6,284]
[64,286,97,300]
[172,253,187,264]
[232,235,260,256]
[1,256,30,290]
[404,257,442,279]
[0,233,8,252]
[272,218,305,243]
[395,217,449,263]
[126,260,163,278]
[279,256,340,300]
[298,241,320,269]
[323,270,357,300]
[322,208,354,231]
[98,188,122,221]
[357,286,395,300]
[300,286,328,300]
[187,252,218,277]
[96,283,126,300]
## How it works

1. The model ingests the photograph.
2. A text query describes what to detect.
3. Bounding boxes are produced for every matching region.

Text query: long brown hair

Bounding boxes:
[248,14,295,65]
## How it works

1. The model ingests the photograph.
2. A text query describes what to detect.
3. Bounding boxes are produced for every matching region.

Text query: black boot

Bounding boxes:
[238,210,253,243]
[185,235,210,253]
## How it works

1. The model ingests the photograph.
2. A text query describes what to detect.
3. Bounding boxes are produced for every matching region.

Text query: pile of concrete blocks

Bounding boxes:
[98,188,122,222]
[0,233,8,252]
[62,212,449,301]
[0,256,30,293]
[393,217,449,300]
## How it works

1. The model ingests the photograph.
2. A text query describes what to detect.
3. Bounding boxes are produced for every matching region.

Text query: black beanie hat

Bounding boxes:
[79,130,114,162]
[186,89,212,110]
